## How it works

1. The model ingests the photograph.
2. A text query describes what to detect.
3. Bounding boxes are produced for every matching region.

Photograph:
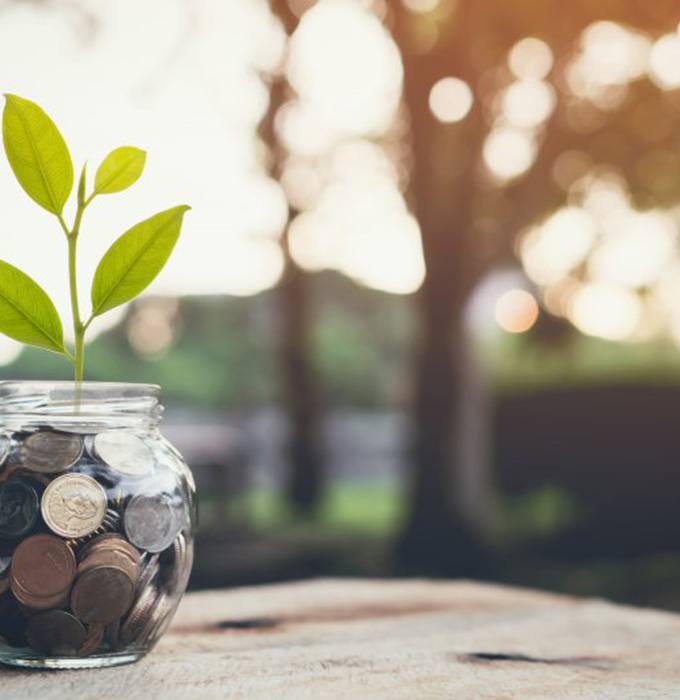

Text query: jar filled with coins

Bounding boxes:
[0,382,196,669]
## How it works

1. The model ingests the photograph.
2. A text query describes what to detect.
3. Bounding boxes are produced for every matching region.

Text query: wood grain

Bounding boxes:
[3,578,680,699]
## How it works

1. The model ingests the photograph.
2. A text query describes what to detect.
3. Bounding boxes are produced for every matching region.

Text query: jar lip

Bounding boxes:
[0,381,163,431]
[0,381,161,396]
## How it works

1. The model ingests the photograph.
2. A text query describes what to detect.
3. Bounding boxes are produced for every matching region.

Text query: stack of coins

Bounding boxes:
[0,427,192,660]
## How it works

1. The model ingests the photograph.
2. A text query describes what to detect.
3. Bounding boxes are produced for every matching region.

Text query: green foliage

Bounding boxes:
[94,146,146,195]
[91,206,190,317]
[2,94,73,215]
[0,94,189,380]
[0,260,65,354]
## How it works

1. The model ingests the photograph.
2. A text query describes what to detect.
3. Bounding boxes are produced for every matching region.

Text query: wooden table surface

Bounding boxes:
[2,578,680,699]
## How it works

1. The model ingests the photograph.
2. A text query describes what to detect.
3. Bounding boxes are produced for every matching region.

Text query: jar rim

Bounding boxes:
[0,381,163,431]
[0,381,161,395]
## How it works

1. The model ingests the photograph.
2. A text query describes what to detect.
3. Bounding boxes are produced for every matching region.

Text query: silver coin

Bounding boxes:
[162,532,193,594]
[94,432,155,477]
[135,553,160,596]
[20,431,84,474]
[137,591,174,648]
[124,494,181,553]
[0,555,11,576]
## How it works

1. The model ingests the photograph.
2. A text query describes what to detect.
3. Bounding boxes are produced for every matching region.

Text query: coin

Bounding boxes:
[27,610,87,656]
[119,584,158,647]
[137,591,173,648]
[10,533,76,598]
[104,619,120,651]
[41,473,107,538]
[0,556,10,576]
[0,594,28,646]
[71,566,135,624]
[124,494,182,553]
[78,548,140,583]
[135,553,160,596]
[20,431,84,473]
[78,623,105,656]
[0,479,40,539]
[10,534,76,610]
[94,432,155,477]
[161,532,193,593]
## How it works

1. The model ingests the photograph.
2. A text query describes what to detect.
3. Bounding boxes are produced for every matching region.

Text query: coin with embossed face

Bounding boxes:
[124,494,182,553]
[94,432,155,477]
[21,431,84,474]
[27,610,87,656]
[0,479,40,539]
[41,474,107,538]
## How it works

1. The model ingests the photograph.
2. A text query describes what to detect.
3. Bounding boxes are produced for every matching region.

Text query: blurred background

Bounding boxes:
[3,0,680,609]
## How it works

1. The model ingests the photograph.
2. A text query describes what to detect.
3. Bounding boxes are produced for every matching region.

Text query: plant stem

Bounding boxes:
[66,199,87,383]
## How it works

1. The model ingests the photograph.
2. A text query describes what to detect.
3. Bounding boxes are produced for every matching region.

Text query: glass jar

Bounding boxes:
[0,381,196,669]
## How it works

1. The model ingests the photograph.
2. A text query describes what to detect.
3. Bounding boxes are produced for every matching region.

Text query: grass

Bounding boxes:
[245,479,405,536]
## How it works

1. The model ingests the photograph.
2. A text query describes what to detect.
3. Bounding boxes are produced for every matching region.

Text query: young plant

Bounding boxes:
[0,94,189,381]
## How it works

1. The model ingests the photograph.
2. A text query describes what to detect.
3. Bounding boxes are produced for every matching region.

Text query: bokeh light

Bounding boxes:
[566,22,650,103]
[483,127,537,180]
[501,79,555,128]
[401,0,441,13]
[588,212,675,288]
[508,37,554,80]
[495,289,539,333]
[520,207,597,285]
[428,77,474,123]
[648,33,680,89]
[568,282,642,341]
[0,337,23,366]
[127,298,181,358]
[287,0,402,137]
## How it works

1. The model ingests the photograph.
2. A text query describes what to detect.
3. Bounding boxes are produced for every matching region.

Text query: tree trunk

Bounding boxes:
[262,1,325,514]
[392,5,490,573]
[279,231,325,512]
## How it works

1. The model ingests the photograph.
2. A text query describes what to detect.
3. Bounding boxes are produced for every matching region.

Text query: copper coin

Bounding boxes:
[41,473,107,538]
[20,431,84,473]
[94,432,155,477]
[78,623,105,656]
[124,493,182,553]
[27,610,87,656]
[10,534,76,600]
[119,584,158,647]
[14,586,70,611]
[82,533,141,562]
[79,539,141,576]
[104,619,120,650]
[71,566,135,624]
[0,594,28,646]
[79,532,127,558]
[0,479,40,539]
[78,551,139,583]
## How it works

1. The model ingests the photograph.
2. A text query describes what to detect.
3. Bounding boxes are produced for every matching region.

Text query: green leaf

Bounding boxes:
[2,94,73,215]
[0,260,65,354]
[91,205,190,317]
[94,146,146,195]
